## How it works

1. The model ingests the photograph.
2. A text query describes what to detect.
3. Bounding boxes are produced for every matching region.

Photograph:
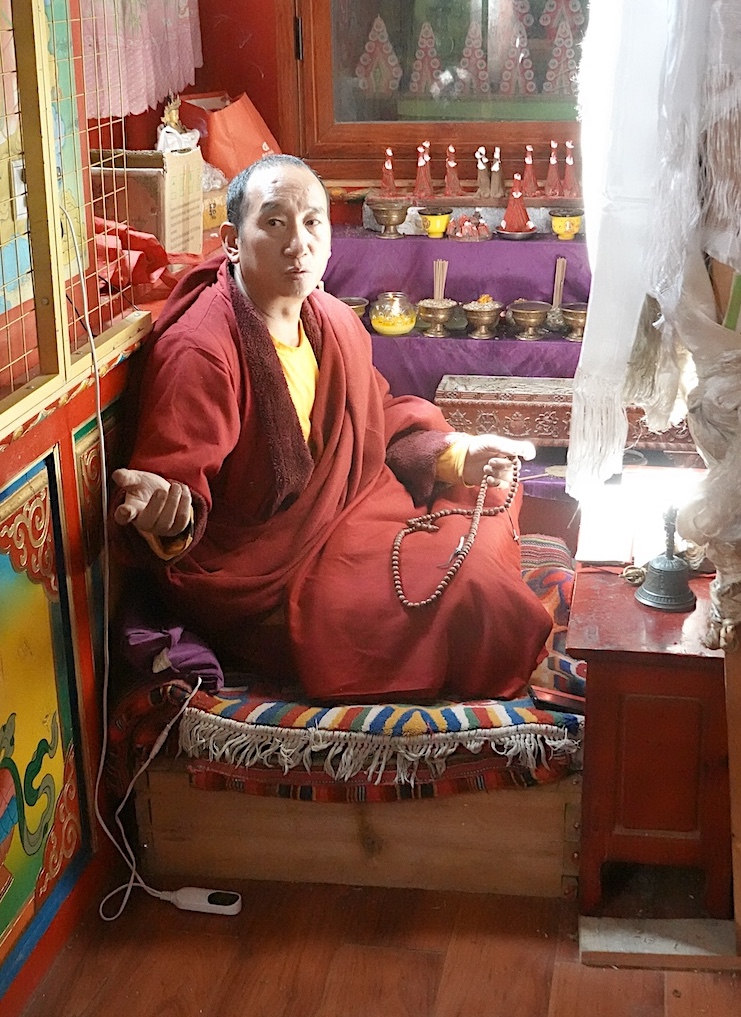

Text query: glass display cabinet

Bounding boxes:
[276,0,588,182]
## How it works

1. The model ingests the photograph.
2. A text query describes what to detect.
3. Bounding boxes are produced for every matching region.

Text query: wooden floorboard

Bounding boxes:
[665,971,741,1015]
[548,964,665,1017]
[315,944,443,1017]
[343,885,461,955]
[21,890,245,1017]
[432,894,561,1017]
[210,881,355,1017]
[16,878,741,1017]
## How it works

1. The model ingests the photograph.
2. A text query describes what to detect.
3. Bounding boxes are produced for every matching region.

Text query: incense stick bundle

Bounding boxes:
[433,259,449,302]
[552,257,567,309]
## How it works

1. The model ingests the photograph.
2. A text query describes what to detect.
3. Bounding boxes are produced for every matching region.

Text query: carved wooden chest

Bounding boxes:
[434,375,697,453]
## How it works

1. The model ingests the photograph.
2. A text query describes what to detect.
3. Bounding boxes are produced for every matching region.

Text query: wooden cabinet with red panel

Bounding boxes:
[566,568,732,919]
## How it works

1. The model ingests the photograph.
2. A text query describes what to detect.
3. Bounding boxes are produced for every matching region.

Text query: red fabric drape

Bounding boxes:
[118,259,551,701]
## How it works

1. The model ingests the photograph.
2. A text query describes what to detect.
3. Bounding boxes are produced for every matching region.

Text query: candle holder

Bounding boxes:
[339,297,369,318]
[561,302,588,340]
[369,292,417,335]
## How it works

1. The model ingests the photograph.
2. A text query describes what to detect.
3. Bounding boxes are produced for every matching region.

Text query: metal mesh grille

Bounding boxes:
[0,2,137,401]
[0,13,39,400]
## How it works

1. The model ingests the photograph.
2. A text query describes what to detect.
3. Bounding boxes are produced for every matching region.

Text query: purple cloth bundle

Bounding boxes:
[119,598,224,693]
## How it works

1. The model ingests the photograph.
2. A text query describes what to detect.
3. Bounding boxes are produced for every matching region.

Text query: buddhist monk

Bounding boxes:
[112,154,551,701]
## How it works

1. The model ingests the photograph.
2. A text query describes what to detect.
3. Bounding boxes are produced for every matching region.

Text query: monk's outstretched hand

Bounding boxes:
[112,468,192,538]
[462,435,536,489]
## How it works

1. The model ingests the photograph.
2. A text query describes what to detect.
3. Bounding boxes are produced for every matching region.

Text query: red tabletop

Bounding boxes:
[567,568,722,663]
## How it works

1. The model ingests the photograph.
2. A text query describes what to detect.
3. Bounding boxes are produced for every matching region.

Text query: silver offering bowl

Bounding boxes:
[509,300,550,340]
[561,302,588,341]
[367,199,411,239]
[417,298,457,338]
[462,301,503,340]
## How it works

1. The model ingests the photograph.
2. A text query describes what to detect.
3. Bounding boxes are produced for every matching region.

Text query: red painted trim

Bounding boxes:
[1,358,131,1003]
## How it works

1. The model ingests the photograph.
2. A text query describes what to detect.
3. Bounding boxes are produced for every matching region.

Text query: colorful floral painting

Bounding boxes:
[0,457,83,974]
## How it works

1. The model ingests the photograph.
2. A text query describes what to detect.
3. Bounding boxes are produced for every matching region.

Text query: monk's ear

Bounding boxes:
[220,222,240,263]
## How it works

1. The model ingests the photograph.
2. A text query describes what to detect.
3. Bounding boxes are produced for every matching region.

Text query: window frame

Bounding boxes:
[276,0,583,184]
[0,0,151,441]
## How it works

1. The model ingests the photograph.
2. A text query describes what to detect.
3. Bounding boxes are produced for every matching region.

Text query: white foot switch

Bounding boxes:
[169,887,242,915]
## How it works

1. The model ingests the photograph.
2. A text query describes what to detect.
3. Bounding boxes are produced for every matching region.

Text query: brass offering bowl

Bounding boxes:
[462,300,503,340]
[367,198,410,239]
[509,300,550,340]
[339,296,369,317]
[417,298,457,338]
[561,302,588,341]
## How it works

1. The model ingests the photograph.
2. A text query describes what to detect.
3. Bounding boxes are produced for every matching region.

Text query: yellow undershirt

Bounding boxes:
[272,321,319,441]
[273,321,470,479]
[147,321,470,560]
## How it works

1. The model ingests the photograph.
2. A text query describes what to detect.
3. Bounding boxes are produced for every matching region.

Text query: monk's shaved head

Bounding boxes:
[226,154,329,233]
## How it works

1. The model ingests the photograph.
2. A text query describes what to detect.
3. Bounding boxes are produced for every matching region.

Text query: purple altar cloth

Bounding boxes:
[323,227,591,307]
[371,336,581,402]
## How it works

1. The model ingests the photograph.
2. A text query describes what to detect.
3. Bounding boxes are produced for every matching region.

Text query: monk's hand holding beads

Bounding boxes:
[462,434,536,488]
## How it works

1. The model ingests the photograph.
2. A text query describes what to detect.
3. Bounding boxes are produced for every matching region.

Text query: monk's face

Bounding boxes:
[226,163,332,309]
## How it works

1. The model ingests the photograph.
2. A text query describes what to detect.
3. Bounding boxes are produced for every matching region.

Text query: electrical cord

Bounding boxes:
[59,205,203,920]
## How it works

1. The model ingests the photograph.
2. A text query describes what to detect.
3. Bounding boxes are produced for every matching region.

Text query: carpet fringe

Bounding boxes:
[178,709,582,786]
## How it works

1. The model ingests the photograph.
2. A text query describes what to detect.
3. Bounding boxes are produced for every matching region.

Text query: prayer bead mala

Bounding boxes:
[392,458,520,609]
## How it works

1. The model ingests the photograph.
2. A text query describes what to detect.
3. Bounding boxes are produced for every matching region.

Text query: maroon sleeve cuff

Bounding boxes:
[385,429,451,506]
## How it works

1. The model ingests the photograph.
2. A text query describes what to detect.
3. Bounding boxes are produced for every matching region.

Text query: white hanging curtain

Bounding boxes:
[564,0,670,498]
[566,0,741,500]
[81,0,203,119]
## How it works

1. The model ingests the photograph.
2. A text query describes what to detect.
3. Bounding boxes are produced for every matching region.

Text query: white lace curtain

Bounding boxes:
[565,0,741,499]
[81,0,203,119]
[564,0,670,497]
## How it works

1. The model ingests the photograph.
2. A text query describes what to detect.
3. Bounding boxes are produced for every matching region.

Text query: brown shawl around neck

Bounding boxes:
[226,268,318,513]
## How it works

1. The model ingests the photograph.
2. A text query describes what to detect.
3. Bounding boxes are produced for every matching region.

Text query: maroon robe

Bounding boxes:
[119,254,551,701]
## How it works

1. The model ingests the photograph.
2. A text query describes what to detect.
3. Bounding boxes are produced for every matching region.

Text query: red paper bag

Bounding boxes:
[179,92,281,181]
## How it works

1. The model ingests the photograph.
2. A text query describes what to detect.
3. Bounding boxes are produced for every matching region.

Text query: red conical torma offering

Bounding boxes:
[545,140,562,197]
[444,144,464,196]
[489,146,504,199]
[380,147,397,196]
[521,144,543,196]
[499,174,535,233]
[413,142,435,201]
[561,140,581,198]
[474,146,490,197]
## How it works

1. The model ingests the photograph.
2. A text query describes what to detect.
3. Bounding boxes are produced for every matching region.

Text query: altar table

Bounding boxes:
[370,335,581,402]
[322,227,591,308]
[323,226,588,401]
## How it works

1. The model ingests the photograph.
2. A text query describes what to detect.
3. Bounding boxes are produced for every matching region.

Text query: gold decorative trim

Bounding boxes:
[35,746,82,907]
[0,472,58,600]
